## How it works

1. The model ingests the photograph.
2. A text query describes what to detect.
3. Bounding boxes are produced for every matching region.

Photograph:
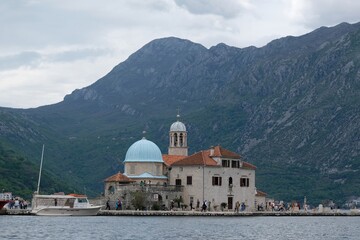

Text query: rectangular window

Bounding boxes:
[175,179,182,186]
[231,160,240,168]
[240,177,249,187]
[212,176,222,186]
[187,176,192,185]
[222,160,230,167]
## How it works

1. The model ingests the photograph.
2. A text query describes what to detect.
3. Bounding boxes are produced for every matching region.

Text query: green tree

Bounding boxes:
[131,191,146,210]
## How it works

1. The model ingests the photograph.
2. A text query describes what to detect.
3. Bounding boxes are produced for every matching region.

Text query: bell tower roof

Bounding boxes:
[170,114,186,132]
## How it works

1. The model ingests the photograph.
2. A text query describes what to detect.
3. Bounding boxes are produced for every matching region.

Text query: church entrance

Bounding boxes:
[228,197,233,210]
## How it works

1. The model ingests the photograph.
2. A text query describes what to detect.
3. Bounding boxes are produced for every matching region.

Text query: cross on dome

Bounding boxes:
[142,130,147,139]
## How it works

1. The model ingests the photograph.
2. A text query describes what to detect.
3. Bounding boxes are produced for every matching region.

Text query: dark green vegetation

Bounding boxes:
[0,22,359,205]
[0,143,74,199]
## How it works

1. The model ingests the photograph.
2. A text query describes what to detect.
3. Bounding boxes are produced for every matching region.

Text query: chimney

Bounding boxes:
[209,146,214,156]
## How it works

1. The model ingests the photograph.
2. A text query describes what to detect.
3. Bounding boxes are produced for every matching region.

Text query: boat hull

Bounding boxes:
[33,206,102,216]
[0,200,9,210]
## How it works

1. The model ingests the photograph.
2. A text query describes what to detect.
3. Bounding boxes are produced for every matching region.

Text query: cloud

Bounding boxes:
[47,48,112,63]
[309,0,360,26]
[0,52,41,70]
[284,0,360,27]
[0,48,112,71]
[174,0,250,19]
[0,53,119,108]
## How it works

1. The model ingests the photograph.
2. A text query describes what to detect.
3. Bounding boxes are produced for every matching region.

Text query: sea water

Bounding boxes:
[1,216,359,239]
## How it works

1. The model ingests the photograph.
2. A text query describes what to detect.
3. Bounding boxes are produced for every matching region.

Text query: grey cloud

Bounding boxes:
[48,48,112,62]
[302,1,360,28]
[174,0,245,19]
[127,0,172,12]
[0,51,41,70]
[0,1,107,50]
[0,48,111,71]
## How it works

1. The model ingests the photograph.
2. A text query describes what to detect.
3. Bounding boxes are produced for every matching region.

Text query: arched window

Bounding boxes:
[229,177,233,187]
[108,186,115,194]
[179,133,183,147]
[174,133,178,146]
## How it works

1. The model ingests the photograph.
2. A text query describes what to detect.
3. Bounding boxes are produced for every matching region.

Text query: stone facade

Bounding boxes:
[104,183,182,210]
[170,165,256,211]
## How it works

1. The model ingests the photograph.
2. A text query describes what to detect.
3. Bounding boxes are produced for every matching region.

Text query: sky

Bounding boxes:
[0,0,359,108]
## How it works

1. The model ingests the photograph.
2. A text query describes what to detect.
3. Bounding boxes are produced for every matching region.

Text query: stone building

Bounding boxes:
[104,116,265,211]
[165,145,257,211]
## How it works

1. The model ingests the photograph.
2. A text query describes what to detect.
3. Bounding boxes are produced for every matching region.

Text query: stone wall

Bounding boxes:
[103,183,183,210]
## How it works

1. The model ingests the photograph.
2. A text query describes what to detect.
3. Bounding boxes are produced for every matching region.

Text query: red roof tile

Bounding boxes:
[212,145,256,169]
[256,190,267,197]
[211,145,241,159]
[171,150,218,166]
[242,161,257,170]
[104,172,135,183]
[169,145,256,169]
[162,154,185,166]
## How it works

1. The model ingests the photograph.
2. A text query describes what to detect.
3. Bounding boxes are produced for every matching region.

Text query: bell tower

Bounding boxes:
[168,114,188,156]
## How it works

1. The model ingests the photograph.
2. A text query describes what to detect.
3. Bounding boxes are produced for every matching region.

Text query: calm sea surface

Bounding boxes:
[1,216,359,240]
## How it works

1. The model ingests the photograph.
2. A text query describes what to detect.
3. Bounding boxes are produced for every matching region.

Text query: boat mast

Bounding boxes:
[36,144,45,194]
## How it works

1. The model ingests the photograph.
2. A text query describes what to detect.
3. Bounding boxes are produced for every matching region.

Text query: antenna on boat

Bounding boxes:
[36,144,45,194]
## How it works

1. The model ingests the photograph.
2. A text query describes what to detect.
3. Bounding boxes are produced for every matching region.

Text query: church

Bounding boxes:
[104,115,266,211]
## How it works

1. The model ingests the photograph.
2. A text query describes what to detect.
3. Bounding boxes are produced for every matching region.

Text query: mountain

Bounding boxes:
[0,22,359,204]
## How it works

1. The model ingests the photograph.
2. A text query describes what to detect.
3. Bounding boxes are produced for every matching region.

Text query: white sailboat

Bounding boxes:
[31,145,102,216]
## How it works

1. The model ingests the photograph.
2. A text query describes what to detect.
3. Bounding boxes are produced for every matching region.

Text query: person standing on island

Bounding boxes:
[106,199,111,210]
[116,199,122,210]
[201,201,207,212]
[54,198,57,206]
[235,201,240,213]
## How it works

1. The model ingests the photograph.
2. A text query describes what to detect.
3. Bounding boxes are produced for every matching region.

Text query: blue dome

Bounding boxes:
[124,138,163,163]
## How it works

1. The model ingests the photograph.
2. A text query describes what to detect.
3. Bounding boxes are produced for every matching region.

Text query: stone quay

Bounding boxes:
[4,209,360,216]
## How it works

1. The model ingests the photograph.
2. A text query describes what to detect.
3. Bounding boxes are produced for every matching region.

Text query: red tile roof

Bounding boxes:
[211,145,241,158]
[212,145,256,169]
[162,154,185,166]
[171,150,218,166]
[256,190,267,197]
[104,172,135,183]
[169,145,256,169]
[242,161,257,170]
